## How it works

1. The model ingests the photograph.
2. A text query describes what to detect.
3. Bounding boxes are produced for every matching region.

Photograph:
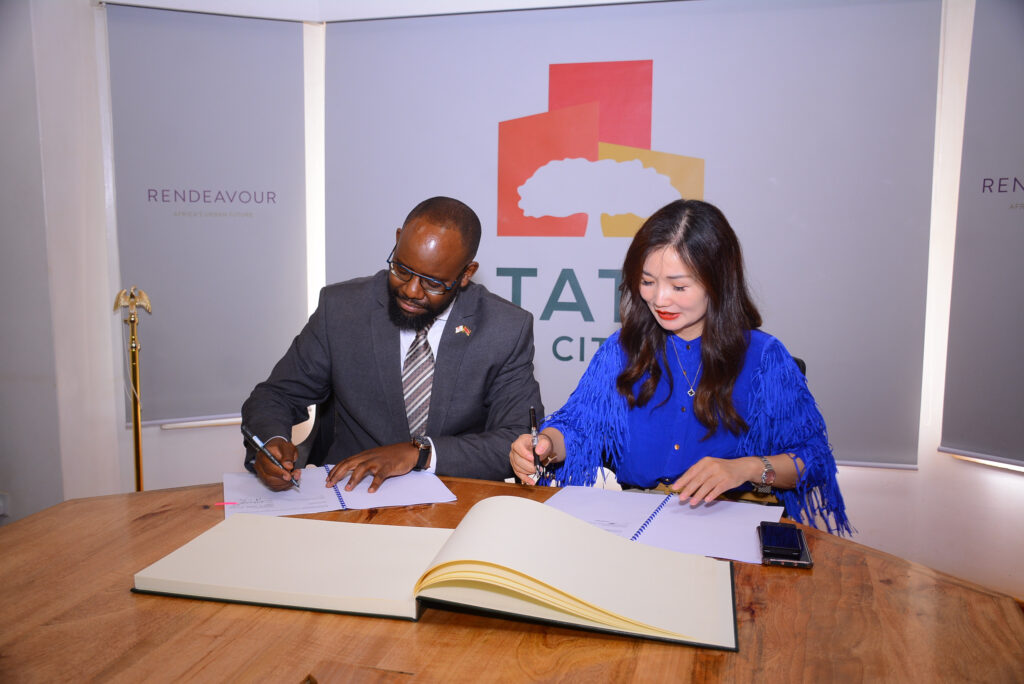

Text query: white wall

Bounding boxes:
[2,0,1021,601]
[34,1,127,500]
[0,0,64,521]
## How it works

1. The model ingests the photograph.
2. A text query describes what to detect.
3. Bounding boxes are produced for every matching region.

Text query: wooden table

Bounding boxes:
[1,478,1022,682]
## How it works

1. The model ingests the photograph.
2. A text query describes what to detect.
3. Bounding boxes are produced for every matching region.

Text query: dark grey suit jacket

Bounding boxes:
[241,270,543,480]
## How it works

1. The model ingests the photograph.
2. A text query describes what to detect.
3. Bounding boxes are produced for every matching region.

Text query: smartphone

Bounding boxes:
[758,521,813,568]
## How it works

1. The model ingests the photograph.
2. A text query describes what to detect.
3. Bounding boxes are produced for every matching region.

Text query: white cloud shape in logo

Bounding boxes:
[518,158,681,235]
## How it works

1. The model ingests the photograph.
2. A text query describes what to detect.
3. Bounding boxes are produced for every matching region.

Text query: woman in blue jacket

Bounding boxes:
[510,199,850,534]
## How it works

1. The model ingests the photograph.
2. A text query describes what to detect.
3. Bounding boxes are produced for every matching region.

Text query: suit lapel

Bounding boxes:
[428,285,478,435]
[370,285,406,434]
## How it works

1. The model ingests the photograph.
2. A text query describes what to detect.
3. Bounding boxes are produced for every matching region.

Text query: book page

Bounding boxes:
[544,486,667,538]
[546,486,783,564]
[415,496,736,649]
[222,470,341,517]
[134,514,452,619]
[221,467,456,517]
[639,495,783,564]
[328,468,457,510]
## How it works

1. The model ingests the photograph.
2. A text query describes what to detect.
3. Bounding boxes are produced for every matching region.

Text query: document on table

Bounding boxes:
[545,486,783,564]
[221,466,456,517]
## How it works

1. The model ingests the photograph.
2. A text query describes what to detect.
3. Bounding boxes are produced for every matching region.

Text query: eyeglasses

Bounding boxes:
[386,246,465,296]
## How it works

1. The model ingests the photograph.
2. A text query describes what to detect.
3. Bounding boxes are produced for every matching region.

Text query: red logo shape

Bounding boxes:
[498,60,654,237]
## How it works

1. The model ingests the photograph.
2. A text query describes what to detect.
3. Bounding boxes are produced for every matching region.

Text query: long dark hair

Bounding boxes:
[616,199,761,436]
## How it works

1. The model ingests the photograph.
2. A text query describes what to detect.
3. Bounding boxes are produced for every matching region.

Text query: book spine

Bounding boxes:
[630,494,672,541]
[323,465,348,510]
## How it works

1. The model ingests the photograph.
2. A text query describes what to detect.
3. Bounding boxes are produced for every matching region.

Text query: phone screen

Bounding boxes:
[760,522,803,557]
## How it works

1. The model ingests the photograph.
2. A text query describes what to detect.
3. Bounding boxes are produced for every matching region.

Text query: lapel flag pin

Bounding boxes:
[455,325,472,336]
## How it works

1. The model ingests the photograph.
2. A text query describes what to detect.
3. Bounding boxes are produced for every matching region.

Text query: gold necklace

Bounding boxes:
[670,337,701,397]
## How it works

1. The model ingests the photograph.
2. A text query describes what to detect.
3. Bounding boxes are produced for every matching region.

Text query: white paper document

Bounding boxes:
[221,466,456,517]
[545,486,783,564]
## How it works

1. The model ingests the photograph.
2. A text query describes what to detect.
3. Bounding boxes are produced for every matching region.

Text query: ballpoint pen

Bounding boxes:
[530,406,542,480]
[241,424,300,490]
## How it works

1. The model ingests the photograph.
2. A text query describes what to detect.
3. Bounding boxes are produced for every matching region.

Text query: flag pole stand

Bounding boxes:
[114,287,151,492]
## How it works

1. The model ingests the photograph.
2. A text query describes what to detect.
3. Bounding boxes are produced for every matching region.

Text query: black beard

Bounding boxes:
[387,292,439,331]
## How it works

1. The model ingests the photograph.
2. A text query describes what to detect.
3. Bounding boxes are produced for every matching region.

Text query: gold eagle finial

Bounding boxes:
[113,287,152,315]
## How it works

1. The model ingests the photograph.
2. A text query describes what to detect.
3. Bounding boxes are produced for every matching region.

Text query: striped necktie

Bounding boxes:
[402,324,434,438]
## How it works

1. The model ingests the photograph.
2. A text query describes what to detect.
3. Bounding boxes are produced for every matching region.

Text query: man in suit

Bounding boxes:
[242,196,543,492]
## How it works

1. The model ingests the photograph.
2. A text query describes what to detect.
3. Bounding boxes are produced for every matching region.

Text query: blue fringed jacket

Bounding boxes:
[543,329,852,536]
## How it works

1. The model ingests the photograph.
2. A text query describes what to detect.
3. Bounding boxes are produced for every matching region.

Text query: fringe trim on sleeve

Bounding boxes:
[541,333,630,487]
[740,337,853,536]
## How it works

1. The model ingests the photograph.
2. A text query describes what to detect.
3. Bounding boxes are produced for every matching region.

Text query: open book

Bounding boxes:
[133,496,737,649]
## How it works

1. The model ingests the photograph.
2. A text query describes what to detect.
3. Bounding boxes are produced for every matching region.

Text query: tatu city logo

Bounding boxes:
[498,60,704,238]
[494,60,705,364]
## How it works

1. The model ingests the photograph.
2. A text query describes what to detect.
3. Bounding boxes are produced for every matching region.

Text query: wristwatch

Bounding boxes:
[752,456,775,494]
[411,436,432,471]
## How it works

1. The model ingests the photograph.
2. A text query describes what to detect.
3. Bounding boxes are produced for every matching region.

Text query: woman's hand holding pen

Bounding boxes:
[510,433,544,484]
[253,437,301,491]
[510,431,561,485]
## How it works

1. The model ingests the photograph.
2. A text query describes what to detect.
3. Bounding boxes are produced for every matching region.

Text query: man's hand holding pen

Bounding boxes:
[243,425,302,492]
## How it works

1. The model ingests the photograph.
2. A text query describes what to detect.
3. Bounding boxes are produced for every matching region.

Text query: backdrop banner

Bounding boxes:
[325,0,939,467]
[108,6,307,424]
[941,0,1024,467]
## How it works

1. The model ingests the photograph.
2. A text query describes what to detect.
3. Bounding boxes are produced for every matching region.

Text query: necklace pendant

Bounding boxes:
[687,388,695,397]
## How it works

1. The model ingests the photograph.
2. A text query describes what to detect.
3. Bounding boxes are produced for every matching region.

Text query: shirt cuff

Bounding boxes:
[426,436,439,474]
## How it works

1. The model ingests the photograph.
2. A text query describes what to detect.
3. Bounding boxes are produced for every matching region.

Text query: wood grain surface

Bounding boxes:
[0,478,1021,682]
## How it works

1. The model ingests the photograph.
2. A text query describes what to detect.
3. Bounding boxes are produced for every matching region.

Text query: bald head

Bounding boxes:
[402,196,481,260]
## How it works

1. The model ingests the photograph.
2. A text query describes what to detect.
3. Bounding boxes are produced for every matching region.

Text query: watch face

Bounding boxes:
[763,467,776,486]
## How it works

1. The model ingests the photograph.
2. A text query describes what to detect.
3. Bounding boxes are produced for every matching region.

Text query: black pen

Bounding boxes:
[241,424,300,490]
[530,406,541,480]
